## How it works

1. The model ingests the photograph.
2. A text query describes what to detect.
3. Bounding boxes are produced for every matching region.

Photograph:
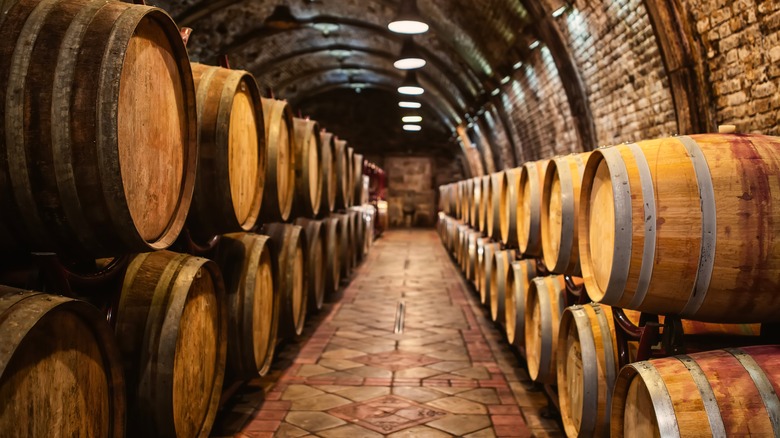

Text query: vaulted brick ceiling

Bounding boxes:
[154,0,536,156]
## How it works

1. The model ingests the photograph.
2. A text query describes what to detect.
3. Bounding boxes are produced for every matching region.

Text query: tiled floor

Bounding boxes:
[212,230,563,437]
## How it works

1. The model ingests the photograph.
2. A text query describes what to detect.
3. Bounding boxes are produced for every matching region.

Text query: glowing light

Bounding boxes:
[529,40,540,49]
[552,6,567,17]
[399,101,422,108]
[402,116,422,123]
[398,85,424,95]
[403,124,422,131]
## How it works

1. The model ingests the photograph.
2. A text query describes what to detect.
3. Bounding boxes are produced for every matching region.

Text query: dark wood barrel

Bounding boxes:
[188,63,265,239]
[505,259,536,347]
[116,251,227,437]
[259,98,295,222]
[503,168,521,246]
[336,213,354,278]
[352,153,365,206]
[348,209,362,267]
[292,118,322,218]
[295,218,327,312]
[262,223,308,338]
[580,134,780,322]
[319,131,338,214]
[345,147,355,207]
[524,274,565,384]
[612,345,780,437]
[322,216,342,294]
[216,232,278,379]
[334,139,351,210]
[490,248,516,325]
[0,287,125,438]
[541,152,590,275]
[518,160,548,257]
[350,206,368,263]
[0,0,197,257]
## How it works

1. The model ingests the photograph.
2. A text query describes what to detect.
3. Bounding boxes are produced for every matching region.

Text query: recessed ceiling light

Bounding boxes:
[402,116,422,123]
[399,101,422,108]
[394,57,426,69]
[491,88,500,96]
[403,124,422,131]
[552,6,567,17]
[513,61,523,69]
[529,40,540,49]
[501,76,510,84]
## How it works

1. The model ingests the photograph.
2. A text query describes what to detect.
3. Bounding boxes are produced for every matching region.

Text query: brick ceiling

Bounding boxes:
[154,0,536,156]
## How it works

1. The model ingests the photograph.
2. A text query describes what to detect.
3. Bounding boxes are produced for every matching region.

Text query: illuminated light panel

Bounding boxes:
[402,116,422,123]
[399,101,422,108]
[388,20,429,34]
[398,85,424,95]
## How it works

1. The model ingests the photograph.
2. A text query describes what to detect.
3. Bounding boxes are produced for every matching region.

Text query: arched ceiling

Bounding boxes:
[153,0,540,158]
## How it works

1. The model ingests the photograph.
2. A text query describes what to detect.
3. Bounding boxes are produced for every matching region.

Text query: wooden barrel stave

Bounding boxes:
[352,153,364,207]
[322,216,342,294]
[518,160,549,257]
[262,223,308,338]
[471,177,483,230]
[524,274,566,384]
[333,139,350,210]
[319,131,338,214]
[295,218,327,312]
[504,168,521,246]
[292,118,322,218]
[490,249,516,324]
[479,242,501,305]
[505,259,536,348]
[259,98,295,222]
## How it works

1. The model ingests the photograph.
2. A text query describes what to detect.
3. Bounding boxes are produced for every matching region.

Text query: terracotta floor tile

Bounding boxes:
[458,388,501,405]
[317,358,363,371]
[427,414,492,436]
[391,386,444,403]
[394,366,443,379]
[335,385,391,402]
[290,394,352,411]
[465,427,498,438]
[274,422,309,437]
[318,424,384,438]
[281,385,325,401]
[426,396,488,414]
[284,411,346,432]
[386,425,453,438]
[296,364,333,377]
[328,395,446,434]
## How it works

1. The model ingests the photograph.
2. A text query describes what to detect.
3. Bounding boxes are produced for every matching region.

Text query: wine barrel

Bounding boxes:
[517,160,548,257]
[524,274,566,384]
[262,223,308,338]
[0,287,125,437]
[334,139,351,210]
[462,179,473,225]
[0,0,196,257]
[259,98,295,222]
[503,168,521,246]
[116,251,227,437]
[479,242,502,305]
[335,213,354,278]
[505,259,536,347]
[216,232,278,378]
[579,134,780,322]
[361,205,376,257]
[188,63,264,239]
[292,118,322,218]
[485,175,496,238]
[478,176,490,233]
[541,153,590,275]
[295,218,327,312]
[460,225,472,273]
[489,172,508,241]
[348,209,362,267]
[322,216,343,294]
[474,237,489,289]
[490,248,516,325]
[345,146,355,208]
[471,177,483,230]
[319,131,337,214]
[612,345,780,437]
[466,230,481,282]
[352,153,365,206]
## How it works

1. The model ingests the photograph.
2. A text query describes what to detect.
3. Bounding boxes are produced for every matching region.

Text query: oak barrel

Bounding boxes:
[348,209,362,267]
[335,213,354,279]
[485,174,496,238]
[334,139,351,210]
[352,153,365,207]
[345,146,356,207]
[503,168,521,246]
[489,171,507,241]
[471,177,483,230]
[479,242,501,305]
[611,345,780,437]
[292,118,322,218]
[259,98,295,222]
[262,223,308,338]
[319,131,338,213]
[505,259,536,347]
[524,274,566,383]
[517,160,548,257]
[0,287,125,438]
[490,248,516,324]
[462,179,473,225]
[478,176,490,233]
[0,0,197,257]
[189,63,265,239]
[579,134,780,322]
[541,153,590,275]
[216,232,278,379]
[322,216,343,294]
[295,218,327,312]
[116,251,227,437]
[466,230,481,281]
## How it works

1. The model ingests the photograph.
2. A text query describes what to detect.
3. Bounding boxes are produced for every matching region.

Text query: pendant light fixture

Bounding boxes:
[394,38,426,69]
[399,101,422,108]
[403,124,422,131]
[388,0,429,34]
[402,115,422,123]
[398,70,424,95]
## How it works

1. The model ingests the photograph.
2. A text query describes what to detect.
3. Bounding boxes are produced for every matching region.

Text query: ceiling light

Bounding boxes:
[388,0,429,34]
[552,6,567,17]
[403,124,422,131]
[529,40,540,49]
[491,88,500,96]
[312,22,340,35]
[394,39,427,69]
[399,101,422,108]
[513,61,523,69]
[402,116,422,123]
[398,70,424,95]
[500,76,510,84]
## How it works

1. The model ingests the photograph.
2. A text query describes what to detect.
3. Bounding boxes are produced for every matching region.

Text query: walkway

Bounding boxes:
[212,230,562,437]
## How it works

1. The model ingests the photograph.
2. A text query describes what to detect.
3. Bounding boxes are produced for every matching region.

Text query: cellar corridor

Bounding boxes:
[210,230,558,438]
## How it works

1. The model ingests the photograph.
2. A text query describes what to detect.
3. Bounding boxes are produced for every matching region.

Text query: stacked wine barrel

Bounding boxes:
[0,0,380,435]
[439,132,780,437]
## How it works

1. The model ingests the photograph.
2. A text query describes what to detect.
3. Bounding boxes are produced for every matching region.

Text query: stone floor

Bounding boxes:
[212,229,563,437]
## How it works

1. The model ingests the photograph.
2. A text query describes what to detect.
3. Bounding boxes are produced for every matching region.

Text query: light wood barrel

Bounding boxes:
[334,139,351,210]
[524,274,566,384]
[352,153,364,207]
[490,249,516,324]
[0,288,125,438]
[345,146,355,208]
[295,218,327,311]
[319,131,338,214]
[0,0,196,257]
[485,174,496,238]
[505,259,536,347]
[259,98,295,222]
[612,345,780,437]
[323,216,343,294]
[262,223,308,338]
[188,63,264,239]
[292,118,322,218]
[348,209,362,267]
[466,230,482,281]
[471,177,483,230]
[490,171,508,241]
[462,179,473,225]
[541,153,590,275]
[478,176,490,233]
[580,134,780,322]
[479,242,502,305]
[503,168,521,246]
[216,232,278,378]
[116,251,226,437]
[518,160,549,257]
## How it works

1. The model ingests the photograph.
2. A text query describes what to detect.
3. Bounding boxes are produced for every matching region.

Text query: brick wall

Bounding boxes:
[385,156,437,227]
[685,0,780,135]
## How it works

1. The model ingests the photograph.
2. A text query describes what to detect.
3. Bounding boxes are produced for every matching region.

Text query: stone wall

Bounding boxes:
[385,156,437,227]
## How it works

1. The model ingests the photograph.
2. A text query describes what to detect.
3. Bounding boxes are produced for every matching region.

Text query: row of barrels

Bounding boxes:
[0,0,370,259]
[440,212,780,437]
[0,206,376,437]
[440,133,780,324]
